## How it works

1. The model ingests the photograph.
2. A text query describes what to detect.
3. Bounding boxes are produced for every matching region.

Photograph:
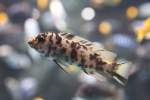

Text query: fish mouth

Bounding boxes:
[28,40,36,49]
[28,40,32,45]
[28,37,36,48]
[28,40,33,47]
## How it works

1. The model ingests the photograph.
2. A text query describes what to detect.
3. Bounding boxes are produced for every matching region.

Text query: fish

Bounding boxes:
[28,32,132,85]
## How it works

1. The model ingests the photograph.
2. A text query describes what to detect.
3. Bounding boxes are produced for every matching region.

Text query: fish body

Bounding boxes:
[28,32,132,85]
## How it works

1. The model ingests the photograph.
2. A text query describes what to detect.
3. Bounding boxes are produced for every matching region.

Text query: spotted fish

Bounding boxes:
[28,32,132,85]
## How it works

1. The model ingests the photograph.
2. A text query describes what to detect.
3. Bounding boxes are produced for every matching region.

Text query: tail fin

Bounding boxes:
[112,59,132,85]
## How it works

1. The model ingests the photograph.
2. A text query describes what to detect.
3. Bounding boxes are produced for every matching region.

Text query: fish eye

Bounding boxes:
[36,33,47,43]
[37,36,45,42]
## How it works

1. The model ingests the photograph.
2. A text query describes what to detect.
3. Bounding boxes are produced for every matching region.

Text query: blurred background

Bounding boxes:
[0,0,150,100]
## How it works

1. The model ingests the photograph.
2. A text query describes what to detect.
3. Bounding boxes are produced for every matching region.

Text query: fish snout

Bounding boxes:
[28,38,35,47]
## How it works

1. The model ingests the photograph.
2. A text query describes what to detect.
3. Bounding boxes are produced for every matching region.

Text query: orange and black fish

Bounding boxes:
[28,32,132,85]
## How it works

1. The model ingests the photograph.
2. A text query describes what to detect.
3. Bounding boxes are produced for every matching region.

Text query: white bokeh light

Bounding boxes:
[49,0,66,18]
[81,7,95,21]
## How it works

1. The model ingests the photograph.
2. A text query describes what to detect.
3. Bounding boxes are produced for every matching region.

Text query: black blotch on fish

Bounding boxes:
[66,34,74,39]
[36,33,47,43]
[71,49,78,61]
[78,57,85,66]
[89,54,94,60]
[61,33,68,36]
[89,53,98,60]
[79,40,88,44]
[55,33,62,45]
[71,42,77,48]
[96,59,106,66]
[81,45,88,50]
[66,40,69,44]
[76,43,81,49]
[86,43,92,46]
[49,33,53,44]
[95,59,106,71]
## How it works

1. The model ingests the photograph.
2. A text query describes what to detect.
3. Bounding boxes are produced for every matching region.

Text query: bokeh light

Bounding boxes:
[144,17,150,30]
[49,0,67,31]
[49,0,66,18]
[34,97,44,100]
[98,21,112,35]
[0,45,13,57]
[126,6,138,19]
[24,18,40,39]
[136,28,145,42]
[81,7,95,21]
[20,77,37,96]
[112,34,136,48]
[135,18,150,42]
[32,8,40,20]
[37,0,48,10]
[0,11,8,25]
[139,3,150,17]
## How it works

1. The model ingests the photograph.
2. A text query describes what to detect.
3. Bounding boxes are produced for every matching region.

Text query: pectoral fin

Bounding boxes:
[53,59,69,74]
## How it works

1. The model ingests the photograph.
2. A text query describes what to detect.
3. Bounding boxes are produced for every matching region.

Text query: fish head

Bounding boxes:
[28,33,49,55]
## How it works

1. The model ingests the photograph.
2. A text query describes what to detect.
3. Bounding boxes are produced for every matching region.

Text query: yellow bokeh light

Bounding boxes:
[144,17,150,30]
[126,6,138,19]
[135,18,150,42]
[98,21,112,35]
[136,28,145,42]
[0,12,8,25]
[34,97,44,100]
[37,0,48,10]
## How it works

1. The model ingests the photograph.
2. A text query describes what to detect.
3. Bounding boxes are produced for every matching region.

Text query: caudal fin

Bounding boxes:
[112,59,132,85]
